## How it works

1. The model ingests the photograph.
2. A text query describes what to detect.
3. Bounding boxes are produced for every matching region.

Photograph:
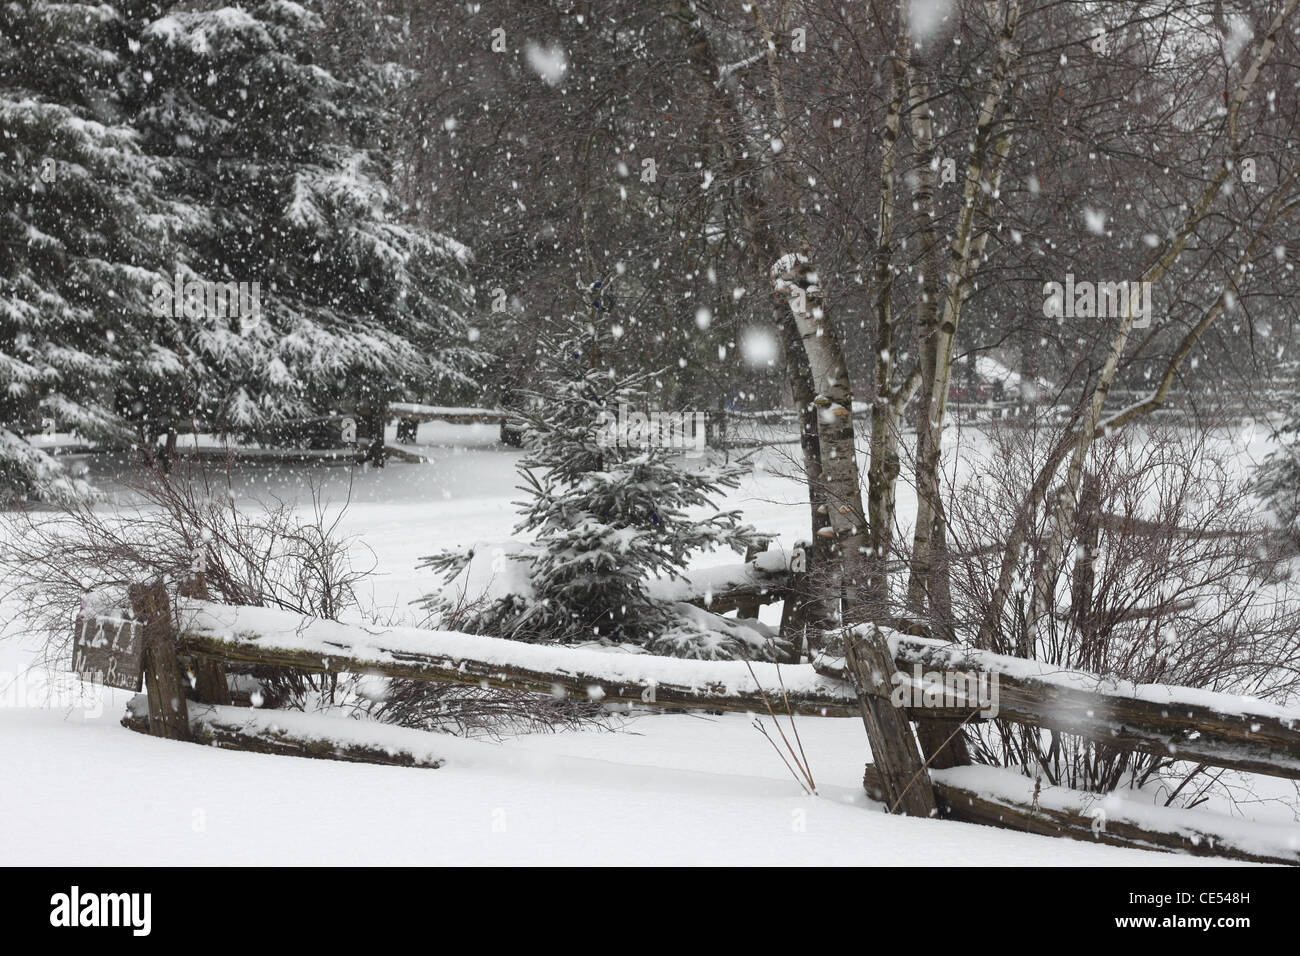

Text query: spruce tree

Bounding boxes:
[1259,363,1300,537]
[0,0,173,498]
[125,0,479,440]
[423,301,764,652]
[1,0,478,497]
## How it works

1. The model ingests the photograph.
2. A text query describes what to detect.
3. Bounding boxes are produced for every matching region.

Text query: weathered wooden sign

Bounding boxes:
[72,613,145,692]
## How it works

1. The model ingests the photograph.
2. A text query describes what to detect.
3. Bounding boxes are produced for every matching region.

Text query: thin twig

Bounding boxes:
[752,719,813,796]
[774,662,815,792]
[745,659,817,794]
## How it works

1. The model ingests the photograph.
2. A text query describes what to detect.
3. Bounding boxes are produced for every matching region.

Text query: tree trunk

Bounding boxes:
[901,29,944,616]
[908,0,1022,629]
[361,399,386,467]
[667,0,834,624]
[865,21,915,613]
[1070,472,1100,643]
[772,254,869,619]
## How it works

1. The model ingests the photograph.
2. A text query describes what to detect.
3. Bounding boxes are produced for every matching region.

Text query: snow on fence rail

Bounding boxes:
[95,580,1300,864]
[161,600,1300,780]
[646,548,797,616]
[818,631,1300,782]
[173,599,859,716]
[929,765,1300,866]
[121,697,449,769]
[387,403,505,424]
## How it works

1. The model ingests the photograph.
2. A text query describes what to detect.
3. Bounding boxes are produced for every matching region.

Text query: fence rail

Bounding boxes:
[164,599,1300,783]
[100,578,1300,865]
[817,635,1300,781]
[173,599,859,717]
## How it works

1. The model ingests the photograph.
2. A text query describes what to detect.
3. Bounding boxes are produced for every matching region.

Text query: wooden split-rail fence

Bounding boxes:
[77,559,1300,866]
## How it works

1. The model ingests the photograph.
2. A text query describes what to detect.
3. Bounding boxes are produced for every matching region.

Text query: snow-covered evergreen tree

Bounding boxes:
[422,304,764,652]
[0,0,173,499]
[1,0,478,497]
[1258,364,1300,538]
[126,0,479,439]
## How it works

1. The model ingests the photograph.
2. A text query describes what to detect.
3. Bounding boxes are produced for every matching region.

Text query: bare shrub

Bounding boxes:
[0,460,369,669]
[944,418,1300,801]
[0,459,374,708]
[0,459,615,736]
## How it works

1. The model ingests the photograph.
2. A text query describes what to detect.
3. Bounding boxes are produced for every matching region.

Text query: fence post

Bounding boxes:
[737,542,768,619]
[356,399,387,466]
[914,718,972,769]
[129,581,192,741]
[396,417,418,443]
[176,574,231,706]
[778,541,811,663]
[843,626,937,817]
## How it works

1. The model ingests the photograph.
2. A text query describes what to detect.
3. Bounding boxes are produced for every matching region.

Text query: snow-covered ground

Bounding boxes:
[2,705,1234,866]
[0,422,1292,865]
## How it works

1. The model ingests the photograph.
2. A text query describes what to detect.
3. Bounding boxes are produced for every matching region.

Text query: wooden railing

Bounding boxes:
[88,579,1300,865]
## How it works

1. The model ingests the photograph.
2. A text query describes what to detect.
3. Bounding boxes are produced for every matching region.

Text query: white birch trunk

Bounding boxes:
[907,0,1022,620]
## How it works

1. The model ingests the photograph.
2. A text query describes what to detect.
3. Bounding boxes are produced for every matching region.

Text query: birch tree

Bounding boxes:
[1005,0,1300,653]
[906,0,1023,632]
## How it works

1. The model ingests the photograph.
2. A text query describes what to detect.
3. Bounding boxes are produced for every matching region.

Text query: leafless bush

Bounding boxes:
[744,660,817,795]
[0,460,372,681]
[944,419,1300,801]
[0,459,615,736]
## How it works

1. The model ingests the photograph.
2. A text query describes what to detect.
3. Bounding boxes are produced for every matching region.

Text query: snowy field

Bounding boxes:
[0,422,1291,866]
